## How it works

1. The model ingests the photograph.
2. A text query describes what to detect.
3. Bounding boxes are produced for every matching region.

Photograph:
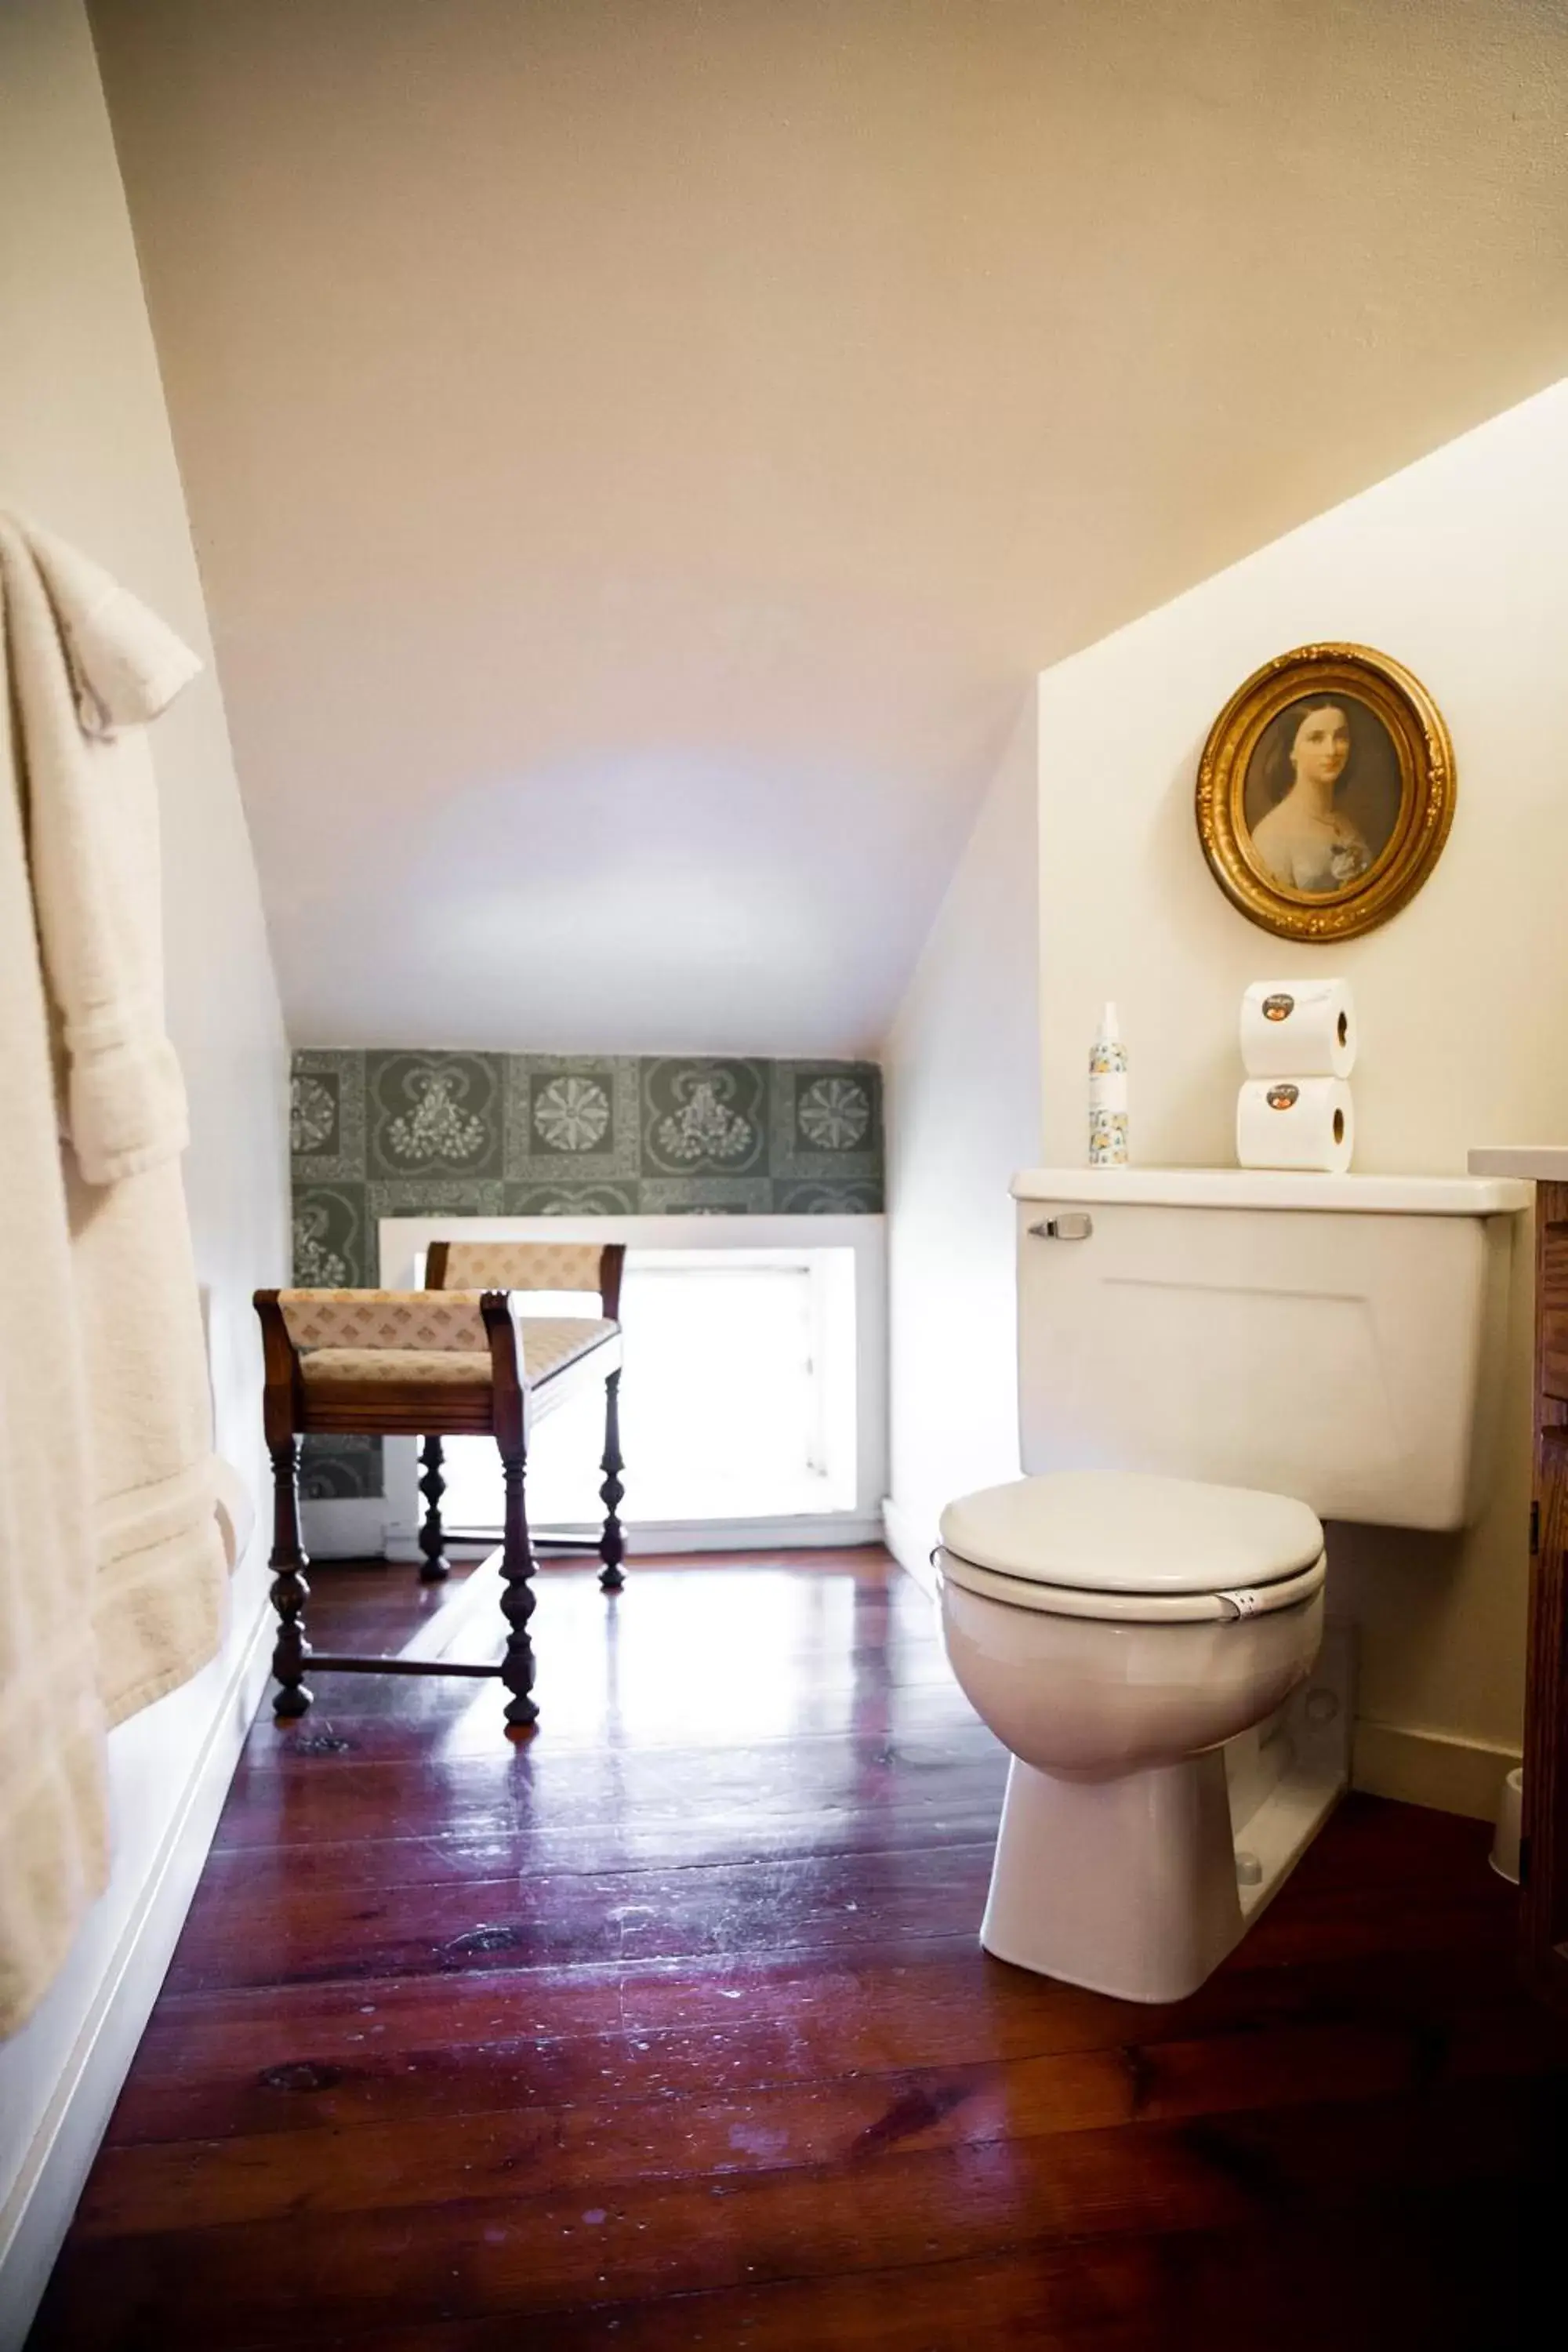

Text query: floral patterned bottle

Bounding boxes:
[1088,1001,1128,1166]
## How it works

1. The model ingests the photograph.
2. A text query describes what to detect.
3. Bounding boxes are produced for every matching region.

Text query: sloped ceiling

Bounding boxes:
[90,0,1568,1054]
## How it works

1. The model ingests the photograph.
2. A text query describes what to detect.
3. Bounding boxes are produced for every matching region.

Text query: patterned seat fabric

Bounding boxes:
[278,1289,489,1350]
[517,1317,618,1383]
[299,1348,492,1387]
[281,1290,616,1392]
[436,1242,607,1294]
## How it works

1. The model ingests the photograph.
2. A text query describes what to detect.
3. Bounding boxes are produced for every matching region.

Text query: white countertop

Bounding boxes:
[1012,1167,1531,1214]
[1468,1146,1568,1182]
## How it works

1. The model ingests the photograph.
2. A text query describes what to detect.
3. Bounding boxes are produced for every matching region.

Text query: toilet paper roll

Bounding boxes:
[1240,978,1356,1079]
[1236,1077,1354,1174]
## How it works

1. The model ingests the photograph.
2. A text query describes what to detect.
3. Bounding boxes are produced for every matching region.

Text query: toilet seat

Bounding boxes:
[938,1470,1327,1625]
[938,1545,1326,1623]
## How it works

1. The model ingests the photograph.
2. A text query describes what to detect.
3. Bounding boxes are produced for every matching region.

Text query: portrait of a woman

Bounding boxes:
[1196,644,1453,942]
[1243,694,1401,895]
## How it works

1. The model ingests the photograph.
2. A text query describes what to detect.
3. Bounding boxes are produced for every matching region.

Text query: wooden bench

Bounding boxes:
[254,1268,623,1731]
[420,1239,626,1592]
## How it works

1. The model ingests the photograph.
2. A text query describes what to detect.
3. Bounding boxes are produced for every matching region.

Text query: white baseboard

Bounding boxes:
[1351,1719,1522,1824]
[0,1600,274,2351]
[300,1494,390,1559]
[305,1497,888,1563]
[379,1513,887,1564]
[881,1494,938,1593]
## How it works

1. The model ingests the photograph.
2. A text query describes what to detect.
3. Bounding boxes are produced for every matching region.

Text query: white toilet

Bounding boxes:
[937,1167,1526,2004]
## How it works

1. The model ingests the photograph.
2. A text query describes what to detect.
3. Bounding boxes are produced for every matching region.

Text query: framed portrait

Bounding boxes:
[1194,644,1455,941]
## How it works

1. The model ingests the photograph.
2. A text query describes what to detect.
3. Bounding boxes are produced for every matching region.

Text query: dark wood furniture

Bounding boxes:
[421,1238,626,1593]
[1526,1180,1568,2008]
[254,1284,622,1731]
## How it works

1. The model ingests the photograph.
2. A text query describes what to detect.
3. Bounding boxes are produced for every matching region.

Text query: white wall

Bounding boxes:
[89,0,1568,1058]
[884,694,1041,1581]
[0,4,289,2336]
[1035,379,1568,1820]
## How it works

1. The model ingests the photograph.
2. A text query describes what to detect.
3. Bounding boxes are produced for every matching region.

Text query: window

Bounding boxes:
[435,1247,857,1532]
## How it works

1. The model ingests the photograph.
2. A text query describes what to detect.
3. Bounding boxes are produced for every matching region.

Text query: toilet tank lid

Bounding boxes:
[939,1472,1326,1595]
[1012,1168,1530,1214]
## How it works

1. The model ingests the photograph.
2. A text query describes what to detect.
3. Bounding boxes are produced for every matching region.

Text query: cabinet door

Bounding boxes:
[1525,1181,1568,2007]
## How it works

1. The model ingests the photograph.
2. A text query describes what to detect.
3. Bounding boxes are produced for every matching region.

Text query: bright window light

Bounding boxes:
[436,1248,856,1531]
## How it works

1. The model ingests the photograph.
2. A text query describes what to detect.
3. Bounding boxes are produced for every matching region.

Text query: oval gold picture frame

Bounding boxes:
[1195,642,1455,942]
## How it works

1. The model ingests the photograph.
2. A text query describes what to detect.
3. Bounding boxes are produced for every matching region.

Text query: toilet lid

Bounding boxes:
[938,1472,1324,1597]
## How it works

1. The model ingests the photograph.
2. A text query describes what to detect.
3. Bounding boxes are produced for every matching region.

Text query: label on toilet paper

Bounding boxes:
[1236,1076,1354,1174]
[1240,978,1356,1079]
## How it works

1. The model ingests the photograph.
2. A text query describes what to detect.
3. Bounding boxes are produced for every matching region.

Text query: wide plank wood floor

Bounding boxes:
[32,1548,1568,2349]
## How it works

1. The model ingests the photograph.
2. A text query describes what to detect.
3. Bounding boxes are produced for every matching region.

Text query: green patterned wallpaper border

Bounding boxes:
[291,1051,883,1501]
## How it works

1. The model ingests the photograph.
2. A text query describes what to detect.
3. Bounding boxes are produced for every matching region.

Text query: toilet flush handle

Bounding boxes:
[1029,1213,1094,1241]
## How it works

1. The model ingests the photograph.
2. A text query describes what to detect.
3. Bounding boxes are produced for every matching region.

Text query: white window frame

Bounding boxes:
[299,1213,887,1559]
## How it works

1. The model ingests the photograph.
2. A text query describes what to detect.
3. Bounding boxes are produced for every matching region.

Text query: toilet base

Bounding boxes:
[981,1750,1247,2002]
[981,1701,1346,2005]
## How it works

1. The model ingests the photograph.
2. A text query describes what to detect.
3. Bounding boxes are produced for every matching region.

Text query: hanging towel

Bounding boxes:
[0,541,107,2035]
[0,517,231,2031]
[7,520,199,1182]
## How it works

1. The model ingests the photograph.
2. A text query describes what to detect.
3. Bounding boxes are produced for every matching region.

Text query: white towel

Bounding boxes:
[0,532,108,2034]
[5,518,199,1184]
[0,516,233,2032]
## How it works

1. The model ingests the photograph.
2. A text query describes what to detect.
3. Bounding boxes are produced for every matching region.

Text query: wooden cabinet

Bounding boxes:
[1525,1179,1568,2006]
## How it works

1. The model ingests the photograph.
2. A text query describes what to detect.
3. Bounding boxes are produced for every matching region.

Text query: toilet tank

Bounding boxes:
[1014,1169,1529,1531]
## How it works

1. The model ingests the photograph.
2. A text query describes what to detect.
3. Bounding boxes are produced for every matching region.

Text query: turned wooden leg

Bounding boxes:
[268,1436,313,1718]
[498,1443,539,1730]
[598,1367,625,1593]
[418,1434,450,1582]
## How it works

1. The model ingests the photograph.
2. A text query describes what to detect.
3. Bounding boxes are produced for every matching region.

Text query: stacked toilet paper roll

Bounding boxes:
[1236,979,1356,1174]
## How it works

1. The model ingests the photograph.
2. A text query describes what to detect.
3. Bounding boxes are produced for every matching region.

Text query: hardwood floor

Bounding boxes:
[32,1548,1567,2350]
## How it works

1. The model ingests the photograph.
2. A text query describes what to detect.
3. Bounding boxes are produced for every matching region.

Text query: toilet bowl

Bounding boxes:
[939,1469,1327,2002]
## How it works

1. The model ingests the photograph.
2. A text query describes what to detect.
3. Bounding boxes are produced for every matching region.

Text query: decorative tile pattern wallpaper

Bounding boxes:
[291,1051,882,1499]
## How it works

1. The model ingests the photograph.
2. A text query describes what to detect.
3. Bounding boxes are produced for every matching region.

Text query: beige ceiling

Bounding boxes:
[90,0,1568,1054]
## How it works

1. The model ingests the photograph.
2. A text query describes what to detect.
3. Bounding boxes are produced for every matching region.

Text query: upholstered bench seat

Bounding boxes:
[256,1247,628,1732]
[299,1347,490,1387]
[518,1317,619,1384]
[297,1318,618,1390]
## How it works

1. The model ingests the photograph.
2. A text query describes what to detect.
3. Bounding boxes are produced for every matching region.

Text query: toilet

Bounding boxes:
[937,1166,1527,2004]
